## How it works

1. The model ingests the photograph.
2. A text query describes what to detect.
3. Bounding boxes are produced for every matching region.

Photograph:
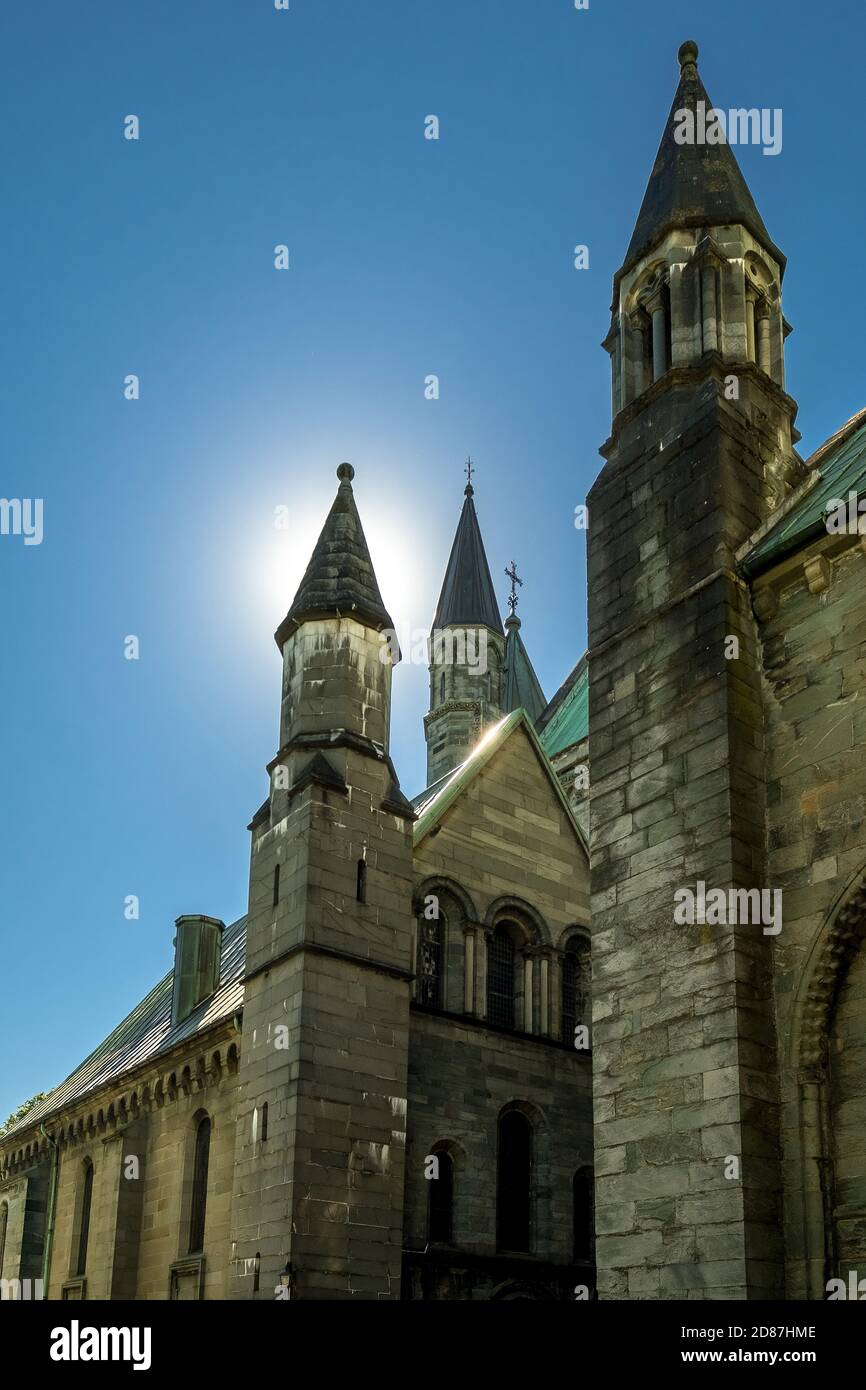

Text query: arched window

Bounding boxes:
[188,1115,211,1254]
[561,937,590,1045]
[0,1201,7,1278]
[573,1166,595,1262]
[497,1109,531,1252]
[418,909,444,1008]
[487,924,516,1028]
[428,1149,454,1244]
[76,1160,94,1276]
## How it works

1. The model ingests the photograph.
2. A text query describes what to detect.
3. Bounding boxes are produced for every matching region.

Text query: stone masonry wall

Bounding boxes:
[755,534,866,1297]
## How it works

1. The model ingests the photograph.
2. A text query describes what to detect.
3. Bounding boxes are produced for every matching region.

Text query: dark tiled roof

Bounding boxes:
[432,485,503,634]
[2,918,246,1140]
[275,464,393,648]
[503,617,547,724]
[621,42,783,281]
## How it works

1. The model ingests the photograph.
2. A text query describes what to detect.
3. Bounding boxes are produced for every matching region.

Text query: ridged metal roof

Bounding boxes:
[539,659,588,758]
[3,917,246,1140]
[742,409,866,575]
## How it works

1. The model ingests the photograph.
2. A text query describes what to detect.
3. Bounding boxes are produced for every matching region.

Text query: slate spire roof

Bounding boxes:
[503,615,547,723]
[432,481,503,633]
[621,40,784,280]
[275,463,394,649]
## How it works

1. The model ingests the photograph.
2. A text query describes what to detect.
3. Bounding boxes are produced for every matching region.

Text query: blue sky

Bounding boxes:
[2,0,863,1119]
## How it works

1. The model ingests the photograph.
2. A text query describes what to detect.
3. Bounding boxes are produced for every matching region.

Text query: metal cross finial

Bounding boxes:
[465,456,475,487]
[505,560,523,613]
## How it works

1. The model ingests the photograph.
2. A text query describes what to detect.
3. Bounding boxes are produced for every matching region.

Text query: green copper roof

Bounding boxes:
[503,616,547,723]
[539,661,588,758]
[742,408,866,575]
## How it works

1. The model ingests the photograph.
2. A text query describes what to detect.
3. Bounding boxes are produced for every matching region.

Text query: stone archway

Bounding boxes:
[792,865,866,1297]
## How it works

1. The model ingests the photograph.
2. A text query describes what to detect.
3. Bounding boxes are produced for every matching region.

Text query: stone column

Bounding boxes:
[628,311,648,397]
[646,290,667,381]
[539,953,551,1036]
[410,915,419,1001]
[618,314,630,413]
[549,954,562,1042]
[756,300,772,375]
[745,285,757,362]
[477,930,490,1021]
[800,1076,827,1301]
[522,953,534,1033]
[463,925,476,1014]
[701,262,719,353]
[604,324,620,419]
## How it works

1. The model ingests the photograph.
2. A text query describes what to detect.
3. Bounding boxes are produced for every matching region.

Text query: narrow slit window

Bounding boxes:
[356,858,367,903]
[497,1110,531,1253]
[573,1167,595,1262]
[428,1150,454,1243]
[76,1161,94,1276]
[188,1115,211,1255]
[261,1101,268,1143]
[272,863,280,908]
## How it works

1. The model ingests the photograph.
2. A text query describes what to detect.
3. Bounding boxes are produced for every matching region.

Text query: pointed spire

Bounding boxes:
[432,472,502,633]
[503,614,547,724]
[275,463,394,649]
[621,40,784,278]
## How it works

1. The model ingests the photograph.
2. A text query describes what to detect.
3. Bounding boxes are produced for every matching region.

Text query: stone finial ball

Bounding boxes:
[678,40,699,70]
[337,462,355,482]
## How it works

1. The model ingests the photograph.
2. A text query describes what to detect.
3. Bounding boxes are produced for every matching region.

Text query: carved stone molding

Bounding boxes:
[798,871,866,1070]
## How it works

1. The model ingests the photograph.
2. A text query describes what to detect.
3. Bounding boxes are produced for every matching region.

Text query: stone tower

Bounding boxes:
[587,43,804,1300]
[424,478,506,784]
[230,463,416,1300]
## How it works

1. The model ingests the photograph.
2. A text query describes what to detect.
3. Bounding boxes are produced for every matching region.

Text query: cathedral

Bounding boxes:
[2,40,866,1302]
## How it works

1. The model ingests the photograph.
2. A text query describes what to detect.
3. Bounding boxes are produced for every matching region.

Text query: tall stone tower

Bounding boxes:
[230,463,416,1300]
[424,477,506,784]
[587,43,804,1300]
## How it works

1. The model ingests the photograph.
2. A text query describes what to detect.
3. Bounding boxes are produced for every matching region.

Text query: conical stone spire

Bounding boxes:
[275,463,394,649]
[432,481,502,634]
[622,40,784,279]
